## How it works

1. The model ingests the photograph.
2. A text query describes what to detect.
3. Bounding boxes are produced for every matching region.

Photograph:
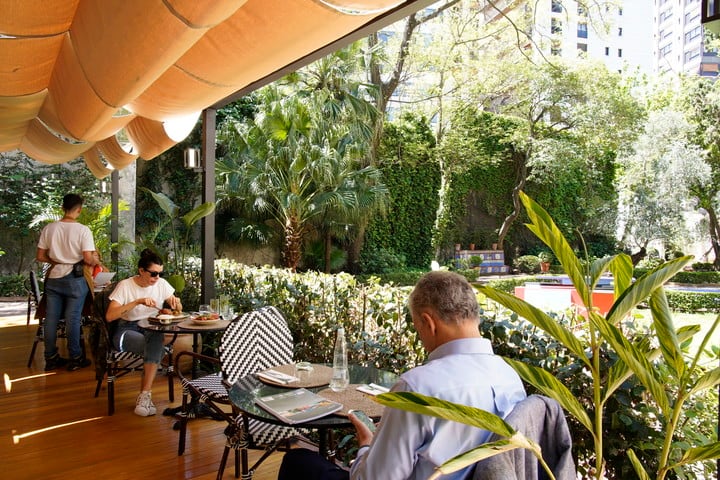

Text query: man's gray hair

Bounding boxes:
[409,271,479,325]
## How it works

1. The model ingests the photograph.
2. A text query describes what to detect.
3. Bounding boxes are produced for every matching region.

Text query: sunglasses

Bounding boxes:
[144,268,164,278]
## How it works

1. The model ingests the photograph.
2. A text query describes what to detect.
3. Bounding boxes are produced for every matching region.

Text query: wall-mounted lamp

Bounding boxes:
[184,147,203,171]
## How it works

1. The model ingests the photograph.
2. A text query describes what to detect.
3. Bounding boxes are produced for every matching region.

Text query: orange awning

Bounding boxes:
[0,0,433,177]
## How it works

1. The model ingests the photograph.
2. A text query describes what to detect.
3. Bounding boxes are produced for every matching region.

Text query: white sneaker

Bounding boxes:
[134,391,157,417]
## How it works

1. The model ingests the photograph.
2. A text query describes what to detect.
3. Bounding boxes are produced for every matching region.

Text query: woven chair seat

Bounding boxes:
[181,372,228,401]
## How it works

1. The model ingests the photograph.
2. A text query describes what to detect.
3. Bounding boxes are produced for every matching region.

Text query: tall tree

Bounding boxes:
[217,85,387,271]
[683,77,720,267]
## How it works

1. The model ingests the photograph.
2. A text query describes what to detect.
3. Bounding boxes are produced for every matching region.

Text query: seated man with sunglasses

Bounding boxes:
[106,248,183,416]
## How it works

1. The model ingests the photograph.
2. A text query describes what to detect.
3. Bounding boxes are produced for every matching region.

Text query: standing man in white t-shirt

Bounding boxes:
[36,193,99,371]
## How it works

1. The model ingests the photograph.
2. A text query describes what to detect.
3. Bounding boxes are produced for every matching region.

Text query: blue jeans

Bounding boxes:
[43,273,89,359]
[113,320,165,364]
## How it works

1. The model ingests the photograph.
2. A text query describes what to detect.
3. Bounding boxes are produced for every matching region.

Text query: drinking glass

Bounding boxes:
[199,304,211,315]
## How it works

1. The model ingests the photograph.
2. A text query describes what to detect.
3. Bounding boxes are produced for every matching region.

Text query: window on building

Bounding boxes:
[685,12,699,25]
[577,4,586,16]
[551,18,562,34]
[618,7,622,15]
[551,0,562,13]
[578,22,588,38]
[685,26,702,43]
[659,9,673,23]
[618,48,623,57]
[660,44,672,57]
[618,27,623,36]
[605,46,610,56]
[551,40,561,56]
[577,43,587,53]
[685,48,701,62]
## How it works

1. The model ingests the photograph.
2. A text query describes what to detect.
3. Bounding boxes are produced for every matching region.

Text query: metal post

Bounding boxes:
[200,109,216,304]
[110,169,119,271]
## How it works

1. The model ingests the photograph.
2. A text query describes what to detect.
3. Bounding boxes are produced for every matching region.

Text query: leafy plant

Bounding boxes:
[469,255,483,267]
[478,192,720,479]
[142,188,215,292]
[538,250,553,263]
[513,254,541,274]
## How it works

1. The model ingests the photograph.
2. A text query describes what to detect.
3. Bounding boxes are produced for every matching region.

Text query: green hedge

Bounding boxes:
[214,260,423,374]
[0,274,27,297]
[665,290,720,313]
[635,268,720,284]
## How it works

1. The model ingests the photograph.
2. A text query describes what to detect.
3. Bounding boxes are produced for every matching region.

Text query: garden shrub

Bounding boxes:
[356,270,425,287]
[0,274,27,297]
[513,254,541,274]
[213,260,423,374]
[691,262,716,272]
[358,247,406,274]
[484,275,537,294]
[665,290,720,313]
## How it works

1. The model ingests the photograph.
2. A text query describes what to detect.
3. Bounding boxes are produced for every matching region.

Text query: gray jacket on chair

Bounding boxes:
[472,394,576,480]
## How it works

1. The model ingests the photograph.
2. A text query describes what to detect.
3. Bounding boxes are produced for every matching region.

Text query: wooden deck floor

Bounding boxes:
[0,304,282,480]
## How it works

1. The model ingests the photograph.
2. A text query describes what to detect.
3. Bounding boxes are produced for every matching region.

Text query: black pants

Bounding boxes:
[277,448,350,480]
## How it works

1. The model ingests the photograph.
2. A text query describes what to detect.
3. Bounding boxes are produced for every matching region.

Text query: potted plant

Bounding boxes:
[469,255,483,269]
[538,251,553,272]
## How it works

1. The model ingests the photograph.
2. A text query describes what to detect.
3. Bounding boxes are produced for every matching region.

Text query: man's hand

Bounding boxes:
[349,411,375,447]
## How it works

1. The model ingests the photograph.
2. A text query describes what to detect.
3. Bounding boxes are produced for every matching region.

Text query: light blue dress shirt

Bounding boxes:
[350,337,526,480]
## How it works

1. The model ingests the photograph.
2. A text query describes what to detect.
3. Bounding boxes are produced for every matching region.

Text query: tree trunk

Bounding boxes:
[497,149,529,249]
[324,230,332,273]
[704,204,720,268]
[283,216,303,272]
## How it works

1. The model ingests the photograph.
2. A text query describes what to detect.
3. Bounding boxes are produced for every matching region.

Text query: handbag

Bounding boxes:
[72,260,85,277]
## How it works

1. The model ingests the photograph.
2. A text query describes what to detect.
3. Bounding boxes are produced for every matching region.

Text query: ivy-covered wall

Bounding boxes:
[365,114,440,269]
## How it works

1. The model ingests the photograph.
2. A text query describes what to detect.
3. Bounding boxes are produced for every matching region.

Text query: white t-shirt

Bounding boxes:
[109,277,175,322]
[37,221,96,278]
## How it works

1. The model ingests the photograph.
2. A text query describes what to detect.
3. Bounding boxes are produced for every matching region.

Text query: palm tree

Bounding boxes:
[217,83,387,271]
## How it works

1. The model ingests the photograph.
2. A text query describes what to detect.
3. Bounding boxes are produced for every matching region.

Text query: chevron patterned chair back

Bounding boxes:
[175,305,300,479]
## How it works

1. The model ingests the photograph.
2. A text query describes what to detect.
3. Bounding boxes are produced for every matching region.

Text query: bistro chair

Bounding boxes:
[25,270,42,325]
[88,283,176,415]
[27,269,88,367]
[175,305,299,479]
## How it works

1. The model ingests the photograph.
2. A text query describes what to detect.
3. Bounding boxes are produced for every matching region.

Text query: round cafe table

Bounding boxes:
[137,316,231,380]
[228,364,398,459]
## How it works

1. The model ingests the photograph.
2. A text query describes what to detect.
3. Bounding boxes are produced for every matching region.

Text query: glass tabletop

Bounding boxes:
[228,364,398,428]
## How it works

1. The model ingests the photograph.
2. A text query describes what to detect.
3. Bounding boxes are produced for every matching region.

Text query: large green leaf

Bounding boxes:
[143,189,178,218]
[648,288,685,378]
[688,314,720,375]
[674,441,720,467]
[477,286,588,366]
[605,327,698,402]
[627,449,651,480]
[605,253,633,299]
[519,192,589,305]
[589,311,670,413]
[606,256,691,325]
[181,202,216,227]
[504,358,593,433]
[428,436,551,480]
[374,392,516,437]
[689,366,720,395]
